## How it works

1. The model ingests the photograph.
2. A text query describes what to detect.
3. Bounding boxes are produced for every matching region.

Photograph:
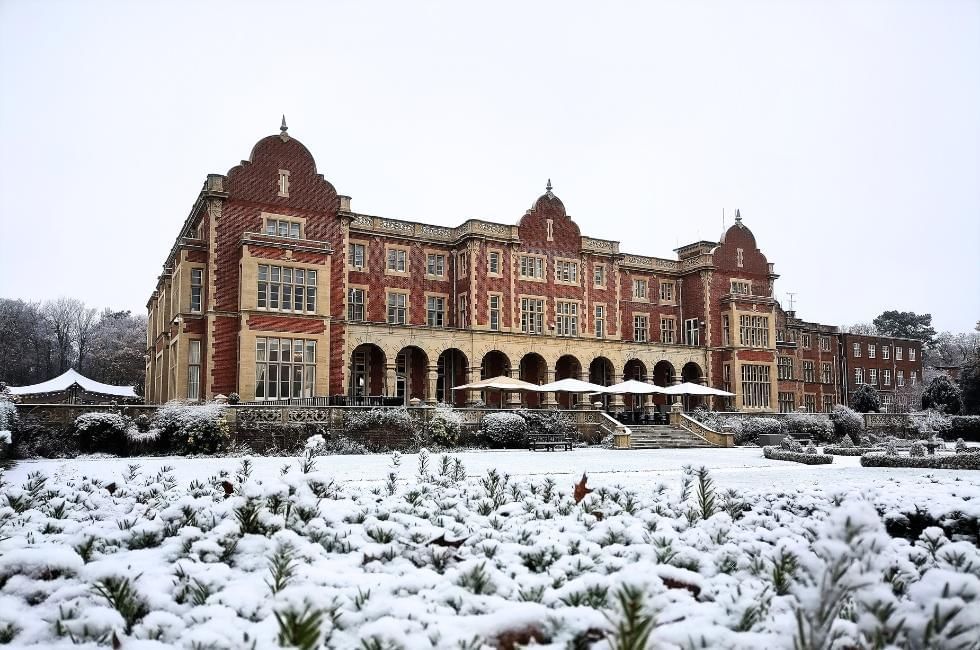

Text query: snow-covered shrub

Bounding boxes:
[955,438,968,453]
[479,412,529,448]
[343,407,417,438]
[782,412,835,444]
[885,437,898,456]
[518,409,577,440]
[950,416,980,442]
[910,409,952,439]
[739,417,781,445]
[8,416,78,458]
[74,412,133,454]
[428,404,463,447]
[0,396,17,434]
[763,446,833,464]
[151,401,230,455]
[689,409,748,443]
[804,441,818,455]
[861,452,980,470]
[0,429,9,461]
[909,441,926,457]
[822,444,877,456]
[779,436,803,453]
[921,374,962,414]
[227,392,241,405]
[828,405,863,444]
[851,384,881,412]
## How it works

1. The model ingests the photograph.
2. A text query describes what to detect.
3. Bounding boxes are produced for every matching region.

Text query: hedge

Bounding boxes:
[860,452,980,470]
[763,446,834,465]
[950,416,980,443]
[823,446,879,456]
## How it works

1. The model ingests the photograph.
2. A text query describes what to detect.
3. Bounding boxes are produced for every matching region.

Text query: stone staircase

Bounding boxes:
[628,424,718,449]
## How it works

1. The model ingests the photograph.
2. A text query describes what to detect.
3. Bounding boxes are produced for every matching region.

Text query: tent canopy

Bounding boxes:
[451,375,540,392]
[7,368,138,398]
[593,379,669,395]
[536,377,606,393]
[662,382,734,397]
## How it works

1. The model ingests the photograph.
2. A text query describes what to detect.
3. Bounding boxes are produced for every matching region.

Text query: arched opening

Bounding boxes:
[480,350,511,408]
[555,354,582,409]
[682,362,705,410]
[653,361,676,410]
[349,344,386,403]
[395,346,429,405]
[623,359,647,412]
[589,356,615,409]
[520,353,548,408]
[437,348,469,407]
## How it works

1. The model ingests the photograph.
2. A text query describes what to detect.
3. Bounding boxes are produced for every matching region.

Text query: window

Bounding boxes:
[801,334,811,349]
[426,254,446,277]
[190,268,203,313]
[457,295,468,327]
[820,336,830,352]
[265,218,300,239]
[520,298,544,334]
[555,260,579,284]
[854,367,864,384]
[347,288,365,321]
[426,296,445,327]
[488,251,501,275]
[853,342,861,357]
[897,370,905,387]
[882,346,890,360]
[823,396,834,413]
[730,280,751,295]
[869,369,878,385]
[633,315,649,343]
[519,256,545,279]
[910,371,917,386]
[632,279,648,300]
[386,248,407,273]
[778,357,794,380]
[660,282,675,302]
[257,265,317,313]
[660,317,675,344]
[722,315,731,346]
[909,348,916,361]
[684,318,699,346]
[489,294,501,331]
[556,301,579,336]
[803,361,815,382]
[187,340,201,400]
[457,252,467,277]
[822,362,832,384]
[595,305,605,338]
[349,243,366,268]
[779,391,796,413]
[896,347,903,361]
[739,315,770,347]
[277,170,290,197]
[883,369,891,386]
[881,394,894,413]
[868,344,876,359]
[254,337,315,400]
[804,394,816,412]
[741,364,771,408]
[594,264,605,287]
[387,292,407,325]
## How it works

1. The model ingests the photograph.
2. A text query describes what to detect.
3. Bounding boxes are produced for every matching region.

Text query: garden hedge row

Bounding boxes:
[950,416,980,442]
[763,446,834,465]
[860,452,980,470]
[822,446,879,456]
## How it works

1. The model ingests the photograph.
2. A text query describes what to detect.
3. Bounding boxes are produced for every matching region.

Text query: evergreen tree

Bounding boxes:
[872,310,937,346]
[921,374,962,414]
[851,384,881,413]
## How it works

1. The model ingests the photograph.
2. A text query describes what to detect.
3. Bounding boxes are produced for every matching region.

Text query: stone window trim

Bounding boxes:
[385,245,411,276]
[594,302,607,339]
[659,280,676,304]
[801,333,811,349]
[730,278,752,296]
[487,291,504,331]
[518,293,547,335]
[277,169,290,198]
[632,277,649,302]
[632,312,650,343]
[187,338,202,401]
[518,254,547,282]
[386,289,410,325]
[424,291,449,328]
[261,211,305,239]
[555,299,581,337]
[188,265,205,314]
[487,248,504,277]
[348,238,370,271]
[457,292,469,328]
[659,316,676,344]
[256,262,318,314]
[593,263,607,289]
[456,251,468,278]
[423,248,449,279]
[553,257,581,286]
[347,284,368,322]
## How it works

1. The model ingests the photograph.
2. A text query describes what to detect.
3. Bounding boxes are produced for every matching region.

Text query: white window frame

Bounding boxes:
[190,268,203,313]
[387,291,407,325]
[426,296,445,327]
[488,294,501,331]
[632,279,648,301]
[347,287,366,321]
[555,301,579,337]
[520,297,545,334]
[633,314,649,343]
[660,317,675,344]
[595,304,605,339]
[187,340,201,400]
[684,318,699,346]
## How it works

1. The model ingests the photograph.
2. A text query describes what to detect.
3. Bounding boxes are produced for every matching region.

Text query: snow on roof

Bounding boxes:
[7,368,137,398]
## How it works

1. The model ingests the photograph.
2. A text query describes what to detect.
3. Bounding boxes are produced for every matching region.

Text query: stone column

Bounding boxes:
[574,370,589,408]
[426,365,438,406]
[385,363,398,398]
[672,374,684,410]
[542,369,558,407]
[508,367,522,408]
[464,366,479,407]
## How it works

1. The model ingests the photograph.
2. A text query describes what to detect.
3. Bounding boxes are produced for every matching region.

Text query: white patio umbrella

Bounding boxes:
[593,379,669,395]
[536,377,606,393]
[451,375,540,392]
[662,382,734,397]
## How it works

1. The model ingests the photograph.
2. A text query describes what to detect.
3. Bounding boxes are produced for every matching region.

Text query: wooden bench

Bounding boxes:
[528,433,574,451]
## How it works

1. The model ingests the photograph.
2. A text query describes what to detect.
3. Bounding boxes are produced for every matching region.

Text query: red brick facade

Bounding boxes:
[145,126,922,412]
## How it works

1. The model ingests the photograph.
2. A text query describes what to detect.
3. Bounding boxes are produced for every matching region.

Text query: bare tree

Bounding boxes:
[73,305,99,373]
[43,297,85,373]
[844,322,878,335]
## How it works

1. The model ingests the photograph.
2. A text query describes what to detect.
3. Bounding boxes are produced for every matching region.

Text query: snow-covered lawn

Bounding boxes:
[1,448,978,649]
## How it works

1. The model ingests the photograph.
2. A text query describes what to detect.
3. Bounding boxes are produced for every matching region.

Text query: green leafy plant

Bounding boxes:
[606,584,656,650]
[92,576,149,634]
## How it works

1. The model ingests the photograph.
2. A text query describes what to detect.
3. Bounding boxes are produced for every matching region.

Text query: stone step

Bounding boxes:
[626,424,719,449]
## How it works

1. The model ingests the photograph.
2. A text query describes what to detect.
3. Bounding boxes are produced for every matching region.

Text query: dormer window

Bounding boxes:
[278,169,290,197]
[265,218,301,239]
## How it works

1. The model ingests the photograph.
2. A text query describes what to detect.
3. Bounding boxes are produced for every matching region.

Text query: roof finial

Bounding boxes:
[546,178,552,192]
[735,208,742,224]
[280,115,288,133]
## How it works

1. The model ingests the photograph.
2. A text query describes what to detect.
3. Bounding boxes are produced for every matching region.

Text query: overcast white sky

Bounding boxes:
[1,0,977,332]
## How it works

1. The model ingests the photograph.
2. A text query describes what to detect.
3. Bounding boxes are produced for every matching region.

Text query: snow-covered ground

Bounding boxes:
[1,448,978,649]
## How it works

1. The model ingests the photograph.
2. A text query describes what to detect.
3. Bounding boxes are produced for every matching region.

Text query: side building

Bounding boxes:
[144,124,921,412]
[840,334,923,412]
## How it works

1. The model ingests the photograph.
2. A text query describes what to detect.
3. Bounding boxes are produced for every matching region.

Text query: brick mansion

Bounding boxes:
[145,123,922,412]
